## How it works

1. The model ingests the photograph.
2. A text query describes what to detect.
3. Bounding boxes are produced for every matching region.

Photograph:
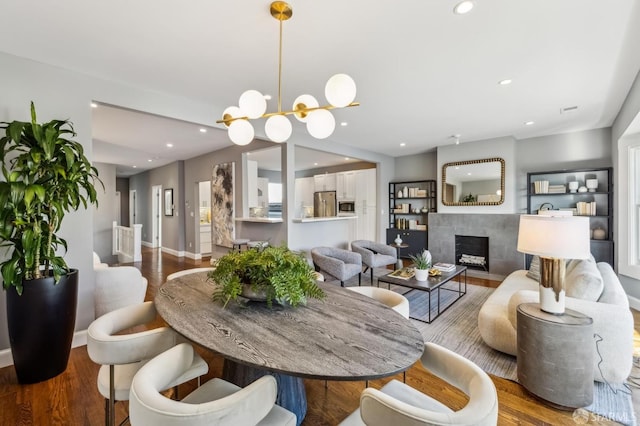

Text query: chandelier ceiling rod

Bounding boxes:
[216,1,359,145]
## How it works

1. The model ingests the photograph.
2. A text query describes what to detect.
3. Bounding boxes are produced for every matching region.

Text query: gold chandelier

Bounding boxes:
[217,1,359,145]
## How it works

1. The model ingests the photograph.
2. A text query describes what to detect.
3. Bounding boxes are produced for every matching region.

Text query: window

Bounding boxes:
[620,135,640,279]
[633,146,640,265]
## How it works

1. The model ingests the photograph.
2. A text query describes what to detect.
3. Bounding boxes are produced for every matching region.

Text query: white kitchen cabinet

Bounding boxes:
[354,168,377,240]
[295,177,315,217]
[314,173,337,192]
[336,171,356,200]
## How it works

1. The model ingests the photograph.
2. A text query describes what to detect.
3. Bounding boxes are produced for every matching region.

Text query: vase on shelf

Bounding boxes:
[402,186,408,198]
[394,234,403,245]
[397,190,403,198]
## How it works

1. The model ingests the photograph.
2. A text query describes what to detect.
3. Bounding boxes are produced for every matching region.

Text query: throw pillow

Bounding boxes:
[526,256,540,281]
[564,256,604,301]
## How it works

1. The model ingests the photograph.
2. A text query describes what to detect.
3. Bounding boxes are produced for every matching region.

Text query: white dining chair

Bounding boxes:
[94,265,148,318]
[129,343,297,425]
[347,286,410,319]
[87,302,209,426]
[339,342,498,426]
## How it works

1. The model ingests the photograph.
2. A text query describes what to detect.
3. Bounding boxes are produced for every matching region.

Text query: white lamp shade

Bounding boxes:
[517,215,590,259]
[325,74,357,108]
[221,106,243,128]
[292,94,319,122]
[228,119,254,146]
[239,90,267,119]
[306,109,335,139]
[264,115,292,143]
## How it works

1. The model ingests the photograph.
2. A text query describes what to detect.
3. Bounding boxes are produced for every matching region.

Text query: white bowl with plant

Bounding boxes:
[409,250,432,281]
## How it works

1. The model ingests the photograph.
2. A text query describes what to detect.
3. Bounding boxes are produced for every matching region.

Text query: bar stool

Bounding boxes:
[231,238,249,252]
[248,241,269,250]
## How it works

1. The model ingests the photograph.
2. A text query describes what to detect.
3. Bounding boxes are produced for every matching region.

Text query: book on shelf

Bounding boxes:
[388,267,415,280]
[433,262,456,272]
[576,201,596,216]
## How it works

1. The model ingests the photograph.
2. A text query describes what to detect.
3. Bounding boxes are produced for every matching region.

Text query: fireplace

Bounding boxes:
[455,235,489,271]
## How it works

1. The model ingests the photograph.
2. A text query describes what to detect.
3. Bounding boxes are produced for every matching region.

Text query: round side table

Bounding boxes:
[389,243,409,269]
[517,303,594,409]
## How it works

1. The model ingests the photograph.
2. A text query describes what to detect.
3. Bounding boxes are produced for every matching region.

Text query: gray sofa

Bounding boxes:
[478,259,634,384]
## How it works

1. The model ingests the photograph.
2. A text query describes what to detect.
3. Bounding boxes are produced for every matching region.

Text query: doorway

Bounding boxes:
[152,185,162,249]
[129,190,137,226]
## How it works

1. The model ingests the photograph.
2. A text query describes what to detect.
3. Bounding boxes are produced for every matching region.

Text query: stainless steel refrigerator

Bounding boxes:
[313,191,337,217]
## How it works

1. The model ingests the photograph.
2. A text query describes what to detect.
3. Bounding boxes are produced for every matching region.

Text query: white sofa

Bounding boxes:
[478,259,634,384]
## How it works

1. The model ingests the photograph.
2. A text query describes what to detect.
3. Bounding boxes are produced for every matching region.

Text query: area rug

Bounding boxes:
[341,272,637,425]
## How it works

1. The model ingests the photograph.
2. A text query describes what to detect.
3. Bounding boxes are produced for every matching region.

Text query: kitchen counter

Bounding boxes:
[292,216,357,223]
[235,217,283,223]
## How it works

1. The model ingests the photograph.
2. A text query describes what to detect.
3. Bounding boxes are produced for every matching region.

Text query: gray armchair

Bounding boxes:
[311,247,362,287]
[351,240,397,283]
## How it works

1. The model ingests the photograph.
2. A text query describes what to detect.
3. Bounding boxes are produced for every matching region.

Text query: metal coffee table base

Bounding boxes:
[378,266,467,323]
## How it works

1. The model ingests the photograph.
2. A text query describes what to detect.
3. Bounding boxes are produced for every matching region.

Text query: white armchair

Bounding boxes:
[94,266,148,318]
[340,342,498,426]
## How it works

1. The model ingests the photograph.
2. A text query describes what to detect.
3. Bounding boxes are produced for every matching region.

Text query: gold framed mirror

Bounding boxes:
[442,157,505,206]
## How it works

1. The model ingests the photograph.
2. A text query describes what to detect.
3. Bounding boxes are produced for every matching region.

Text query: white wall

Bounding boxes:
[0,51,216,351]
[93,163,117,262]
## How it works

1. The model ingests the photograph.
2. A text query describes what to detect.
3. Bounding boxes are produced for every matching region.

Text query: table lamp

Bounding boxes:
[516,215,590,314]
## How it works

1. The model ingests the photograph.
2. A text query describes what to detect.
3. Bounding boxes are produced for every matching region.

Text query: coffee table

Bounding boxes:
[378,265,467,323]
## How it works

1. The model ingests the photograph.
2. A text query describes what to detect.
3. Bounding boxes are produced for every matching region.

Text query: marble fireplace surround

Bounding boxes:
[428,213,524,280]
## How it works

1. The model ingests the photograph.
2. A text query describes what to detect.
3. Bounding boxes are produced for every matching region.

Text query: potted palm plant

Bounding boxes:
[209,245,325,308]
[0,102,101,383]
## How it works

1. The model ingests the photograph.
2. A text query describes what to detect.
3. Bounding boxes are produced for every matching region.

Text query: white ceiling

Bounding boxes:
[2,0,640,177]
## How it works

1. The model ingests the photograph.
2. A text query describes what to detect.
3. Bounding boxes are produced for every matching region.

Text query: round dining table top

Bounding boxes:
[155,272,424,381]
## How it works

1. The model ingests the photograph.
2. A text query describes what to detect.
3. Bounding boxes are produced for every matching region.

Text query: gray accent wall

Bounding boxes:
[116,178,130,227]
[393,152,437,182]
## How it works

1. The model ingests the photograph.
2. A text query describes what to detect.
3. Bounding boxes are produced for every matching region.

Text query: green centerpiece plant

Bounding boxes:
[209,245,325,308]
[408,249,432,282]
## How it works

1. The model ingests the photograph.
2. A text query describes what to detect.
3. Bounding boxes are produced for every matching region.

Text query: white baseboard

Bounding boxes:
[628,295,640,311]
[162,247,185,258]
[184,251,202,260]
[0,329,88,369]
[141,241,153,248]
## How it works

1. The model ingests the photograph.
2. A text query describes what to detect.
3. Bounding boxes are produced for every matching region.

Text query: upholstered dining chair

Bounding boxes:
[87,302,209,426]
[94,265,148,318]
[339,342,498,426]
[350,240,398,283]
[311,247,362,287]
[166,267,216,281]
[347,286,409,319]
[129,343,297,426]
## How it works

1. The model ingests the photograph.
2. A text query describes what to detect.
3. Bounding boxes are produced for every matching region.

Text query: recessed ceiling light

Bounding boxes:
[467,172,472,176]
[524,121,535,126]
[345,157,350,161]
[90,102,98,108]
[199,128,207,133]
[340,122,348,127]
[132,165,137,168]
[454,1,474,15]
[166,143,173,148]
[400,143,406,147]
[498,79,512,85]
[264,94,272,100]
[148,159,153,162]
[314,162,318,166]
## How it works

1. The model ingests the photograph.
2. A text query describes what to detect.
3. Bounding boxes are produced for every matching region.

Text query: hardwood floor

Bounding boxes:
[0,247,625,425]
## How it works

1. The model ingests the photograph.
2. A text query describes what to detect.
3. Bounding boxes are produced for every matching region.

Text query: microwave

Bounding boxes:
[338,201,355,213]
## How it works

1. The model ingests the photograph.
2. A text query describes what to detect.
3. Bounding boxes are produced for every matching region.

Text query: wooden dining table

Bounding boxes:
[155,272,424,425]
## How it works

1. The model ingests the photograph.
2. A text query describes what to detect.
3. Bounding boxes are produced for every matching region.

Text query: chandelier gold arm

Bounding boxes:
[218,102,360,127]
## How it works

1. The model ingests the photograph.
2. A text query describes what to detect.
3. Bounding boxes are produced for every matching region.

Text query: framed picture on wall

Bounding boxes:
[164,188,173,216]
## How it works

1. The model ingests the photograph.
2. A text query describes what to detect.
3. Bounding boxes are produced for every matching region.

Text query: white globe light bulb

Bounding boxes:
[265,115,292,143]
[221,106,243,128]
[306,109,335,139]
[228,119,254,146]
[325,74,356,108]
[292,94,319,123]
[239,90,267,119]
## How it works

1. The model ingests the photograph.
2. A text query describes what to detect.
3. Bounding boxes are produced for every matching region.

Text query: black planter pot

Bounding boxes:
[6,269,78,384]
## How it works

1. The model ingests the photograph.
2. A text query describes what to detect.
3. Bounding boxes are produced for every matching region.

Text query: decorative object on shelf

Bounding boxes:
[533,180,549,194]
[408,250,432,282]
[586,179,598,192]
[428,268,442,276]
[217,1,359,145]
[421,207,429,213]
[568,181,579,193]
[517,215,590,314]
[592,227,606,240]
[209,245,325,308]
[578,185,588,193]
[397,190,403,198]
[403,186,408,198]
[394,234,403,245]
